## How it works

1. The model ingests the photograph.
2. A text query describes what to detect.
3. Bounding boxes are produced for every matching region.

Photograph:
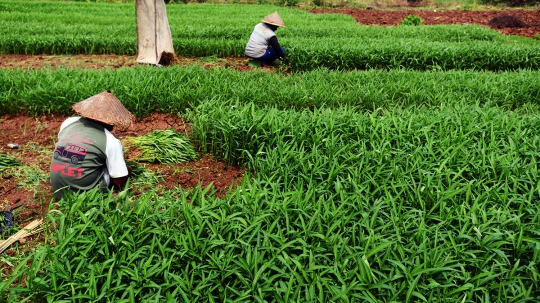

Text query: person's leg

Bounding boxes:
[53,189,65,201]
[98,169,111,193]
[52,186,69,201]
[258,46,278,65]
[258,46,286,65]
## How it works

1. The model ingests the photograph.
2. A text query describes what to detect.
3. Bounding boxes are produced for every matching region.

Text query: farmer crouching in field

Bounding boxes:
[50,90,133,201]
[245,11,287,66]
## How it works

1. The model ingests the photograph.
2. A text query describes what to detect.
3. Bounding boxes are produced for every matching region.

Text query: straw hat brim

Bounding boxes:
[262,20,286,27]
[262,12,285,27]
[72,90,134,127]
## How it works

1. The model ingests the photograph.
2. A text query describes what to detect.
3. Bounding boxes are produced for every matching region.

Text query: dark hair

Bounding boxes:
[264,23,279,31]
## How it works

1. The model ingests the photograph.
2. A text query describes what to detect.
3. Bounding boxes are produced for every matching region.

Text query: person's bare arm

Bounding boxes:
[111,166,132,190]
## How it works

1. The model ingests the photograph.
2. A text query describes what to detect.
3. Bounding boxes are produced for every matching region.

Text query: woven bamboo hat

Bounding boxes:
[262,12,285,27]
[72,90,134,127]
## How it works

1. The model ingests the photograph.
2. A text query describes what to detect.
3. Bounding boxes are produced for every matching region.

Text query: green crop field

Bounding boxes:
[1,0,540,302]
[1,2,539,70]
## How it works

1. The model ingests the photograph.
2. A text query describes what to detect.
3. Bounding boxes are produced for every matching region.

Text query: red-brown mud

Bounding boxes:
[311,9,540,38]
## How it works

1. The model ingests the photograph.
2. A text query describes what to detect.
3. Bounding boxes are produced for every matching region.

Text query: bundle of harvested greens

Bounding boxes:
[129,129,199,164]
[0,153,21,171]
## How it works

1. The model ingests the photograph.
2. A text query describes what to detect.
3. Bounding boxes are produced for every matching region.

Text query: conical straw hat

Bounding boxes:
[262,12,285,27]
[72,90,134,127]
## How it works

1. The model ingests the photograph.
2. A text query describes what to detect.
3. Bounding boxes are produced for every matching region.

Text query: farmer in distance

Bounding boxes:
[50,90,133,201]
[245,11,287,66]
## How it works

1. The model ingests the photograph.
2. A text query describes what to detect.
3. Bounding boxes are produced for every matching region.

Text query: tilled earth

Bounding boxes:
[1,8,539,261]
[312,9,540,38]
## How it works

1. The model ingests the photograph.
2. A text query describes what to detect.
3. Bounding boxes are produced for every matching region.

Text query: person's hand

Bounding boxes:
[127,165,133,176]
[279,57,291,67]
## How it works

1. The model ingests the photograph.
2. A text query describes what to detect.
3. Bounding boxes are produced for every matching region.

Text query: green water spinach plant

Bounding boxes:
[5,134,540,302]
[129,129,199,164]
[401,14,424,26]
[2,1,540,71]
[0,153,20,171]
[2,67,540,117]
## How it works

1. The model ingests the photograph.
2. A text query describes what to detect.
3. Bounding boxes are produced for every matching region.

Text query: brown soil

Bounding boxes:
[0,54,276,72]
[311,9,540,38]
[487,13,529,28]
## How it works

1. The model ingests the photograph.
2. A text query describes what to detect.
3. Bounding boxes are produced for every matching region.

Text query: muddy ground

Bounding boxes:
[312,9,540,38]
[1,8,539,260]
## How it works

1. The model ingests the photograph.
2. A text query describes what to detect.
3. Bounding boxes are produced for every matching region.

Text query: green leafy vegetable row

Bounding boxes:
[1,1,538,71]
[1,66,539,116]
[4,102,540,302]
[130,129,199,164]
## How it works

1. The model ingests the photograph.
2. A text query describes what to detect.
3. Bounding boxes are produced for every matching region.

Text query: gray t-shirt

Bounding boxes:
[50,117,128,200]
[245,23,276,58]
